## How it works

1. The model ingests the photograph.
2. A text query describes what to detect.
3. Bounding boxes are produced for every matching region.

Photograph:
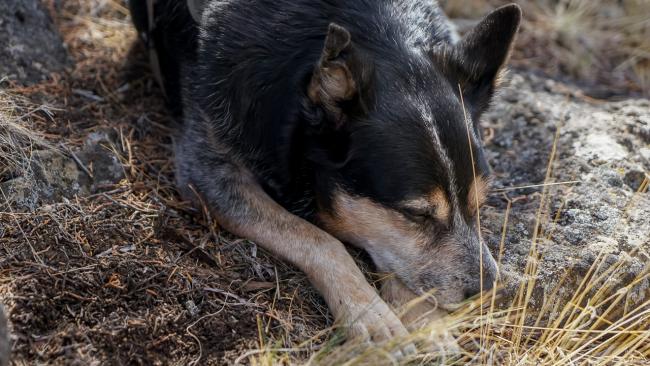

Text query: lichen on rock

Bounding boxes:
[0,0,69,84]
[1,130,125,211]
[481,72,650,308]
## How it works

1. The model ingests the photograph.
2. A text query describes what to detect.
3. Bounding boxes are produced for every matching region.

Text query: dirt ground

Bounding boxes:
[1,0,649,365]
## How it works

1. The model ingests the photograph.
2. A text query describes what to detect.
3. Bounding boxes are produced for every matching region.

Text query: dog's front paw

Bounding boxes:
[380,276,447,330]
[380,277,460,355]
[338,294,417,358]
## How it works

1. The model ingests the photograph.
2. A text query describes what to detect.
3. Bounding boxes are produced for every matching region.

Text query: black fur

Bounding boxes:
[133,0,494,211]
[129,0,198,116]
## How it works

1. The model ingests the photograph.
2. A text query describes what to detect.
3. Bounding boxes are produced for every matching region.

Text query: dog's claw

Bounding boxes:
[342,298,416,359]
[403,343,417,355]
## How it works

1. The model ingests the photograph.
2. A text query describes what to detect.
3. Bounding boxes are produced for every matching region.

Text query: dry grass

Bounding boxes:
[1,0,648,365]
[518,0,650,98]
[0,87,59,196]
[248,256,650,365]
[446,0,650,98]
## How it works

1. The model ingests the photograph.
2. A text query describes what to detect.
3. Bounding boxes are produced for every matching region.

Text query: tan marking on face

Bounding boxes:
[429,189,451,222]
[467,176,489,216]
[317,191,491,308]
[318,193,425,269]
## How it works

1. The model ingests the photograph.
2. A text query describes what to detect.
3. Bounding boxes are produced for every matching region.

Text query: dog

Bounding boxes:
[129,0,520,350]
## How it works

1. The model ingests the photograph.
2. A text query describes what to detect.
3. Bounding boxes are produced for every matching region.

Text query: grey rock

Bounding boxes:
[624,169,648,190]
[0,0,69,84]
[482,72,650,307]
[1,130,124,211]
[185,300,199,317]
[0,305,8,366]
[77,130,126,189]
[0,149,81,211]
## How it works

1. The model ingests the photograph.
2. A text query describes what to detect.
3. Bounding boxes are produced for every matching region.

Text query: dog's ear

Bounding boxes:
[308,23,370,128]
[187,0,208,23]
[436,4,521,116]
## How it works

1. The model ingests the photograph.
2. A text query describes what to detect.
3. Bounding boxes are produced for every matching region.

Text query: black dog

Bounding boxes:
[129,0,520,349]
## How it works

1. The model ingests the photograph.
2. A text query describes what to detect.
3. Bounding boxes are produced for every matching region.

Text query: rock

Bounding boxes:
[185,300,199,317]
[1,130,125,211]
[481,72,650,308]
[0,0,69,84]
[77,131,126,188]
[1,149,81,210]
[0,305,8,366]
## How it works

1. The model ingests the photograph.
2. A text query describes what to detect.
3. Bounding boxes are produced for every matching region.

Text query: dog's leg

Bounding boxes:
[176,141,411,349]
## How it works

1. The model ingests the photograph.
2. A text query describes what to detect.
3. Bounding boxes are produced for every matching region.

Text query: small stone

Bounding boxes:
[185,300,199,317]
[0,305,9,366]
[624,170,647,191]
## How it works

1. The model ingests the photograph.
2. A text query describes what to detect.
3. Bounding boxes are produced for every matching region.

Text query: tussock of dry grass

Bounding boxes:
[0,87,59,192]
[518,0,650,98]
[1,0,648,365]
[254,249,649,365]
[446,0,650,98]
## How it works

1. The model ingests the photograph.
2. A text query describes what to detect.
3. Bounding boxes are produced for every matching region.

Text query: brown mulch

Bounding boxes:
[1,1,331,364]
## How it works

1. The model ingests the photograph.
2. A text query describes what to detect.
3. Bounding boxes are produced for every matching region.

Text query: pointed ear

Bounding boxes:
[187,0,208,23]
[437,4,522,114]
[308,23,368,128]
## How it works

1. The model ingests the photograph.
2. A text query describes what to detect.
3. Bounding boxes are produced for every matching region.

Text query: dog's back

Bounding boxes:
[130,0,457,118]
[131,0,460,211]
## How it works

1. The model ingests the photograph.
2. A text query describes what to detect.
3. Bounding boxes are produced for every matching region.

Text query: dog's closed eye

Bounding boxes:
[402,206,430,222]
[401,189,451,224]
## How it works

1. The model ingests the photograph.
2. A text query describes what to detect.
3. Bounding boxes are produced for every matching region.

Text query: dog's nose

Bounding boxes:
[464,272,496,299]
[464,248,499,299]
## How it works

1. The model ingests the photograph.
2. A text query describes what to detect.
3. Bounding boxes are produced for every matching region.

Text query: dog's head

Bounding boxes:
[305,5,521,307]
